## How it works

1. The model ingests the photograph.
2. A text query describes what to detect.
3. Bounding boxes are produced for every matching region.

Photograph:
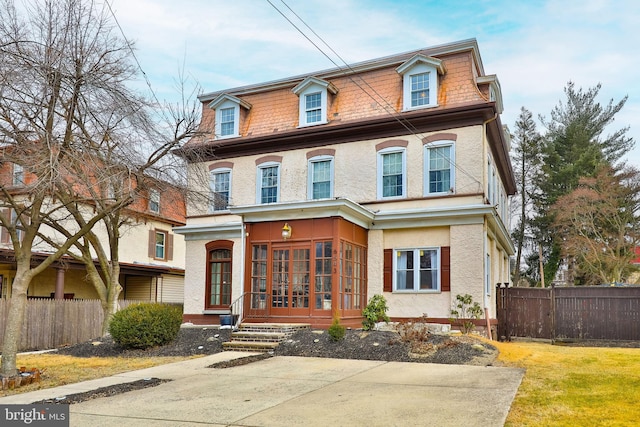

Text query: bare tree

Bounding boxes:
[0,0,203,376]
[551,166,640,285]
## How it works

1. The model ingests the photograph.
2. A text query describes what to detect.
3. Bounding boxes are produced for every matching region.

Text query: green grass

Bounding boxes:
[0,353,194,397]
[4,339,640,426]
[494,340,640,426]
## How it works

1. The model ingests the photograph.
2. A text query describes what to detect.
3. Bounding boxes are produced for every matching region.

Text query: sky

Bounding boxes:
[110,0,640,165]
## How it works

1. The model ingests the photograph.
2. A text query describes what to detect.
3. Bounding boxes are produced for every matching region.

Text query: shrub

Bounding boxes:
[396,316,433,354]
[328,312,346,341]
[449,294,483,334]
[109,303,183,349]
[362,294,390,331]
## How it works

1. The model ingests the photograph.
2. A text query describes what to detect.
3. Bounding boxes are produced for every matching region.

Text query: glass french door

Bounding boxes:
[271,245,310,315]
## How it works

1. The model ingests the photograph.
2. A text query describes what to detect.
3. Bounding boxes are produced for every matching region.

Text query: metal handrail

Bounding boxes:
[229,293,245,330]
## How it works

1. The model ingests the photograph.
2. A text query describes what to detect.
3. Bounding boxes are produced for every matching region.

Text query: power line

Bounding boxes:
[104,0,169,124]
[267,0,484,190]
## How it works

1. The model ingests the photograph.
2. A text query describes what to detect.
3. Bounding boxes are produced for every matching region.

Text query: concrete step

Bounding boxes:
[222,341,280,352]
[230,331,286,343]
[238,323,311,335]
[223,323,311,352]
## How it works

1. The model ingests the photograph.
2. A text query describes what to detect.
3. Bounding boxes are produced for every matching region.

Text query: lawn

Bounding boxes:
[3,339,640,427]
[0,353,192,397]
[494,340,640,426]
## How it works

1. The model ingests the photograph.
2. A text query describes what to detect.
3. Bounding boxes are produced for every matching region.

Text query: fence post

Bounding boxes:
[550,284,556,342]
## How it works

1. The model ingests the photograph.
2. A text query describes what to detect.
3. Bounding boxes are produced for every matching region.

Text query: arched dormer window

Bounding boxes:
[292,77,338,127]
[208,94,252,139]
[396,54,445,111]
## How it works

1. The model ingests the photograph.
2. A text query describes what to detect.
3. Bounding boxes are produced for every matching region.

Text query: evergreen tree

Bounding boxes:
[510,107,542,285]
[533,82,633,285]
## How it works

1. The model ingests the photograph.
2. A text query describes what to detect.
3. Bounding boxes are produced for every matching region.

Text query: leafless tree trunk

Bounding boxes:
[0,0,206,376]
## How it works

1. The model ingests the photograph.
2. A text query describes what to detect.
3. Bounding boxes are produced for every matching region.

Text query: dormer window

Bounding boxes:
[396,54,445,111]
[293,77,338,127]
[149,189,160,214]
[208,94,252,140]
[12,163,24,186]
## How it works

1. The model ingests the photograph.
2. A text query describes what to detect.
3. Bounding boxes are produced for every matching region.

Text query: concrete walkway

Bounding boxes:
[1,352,524,426]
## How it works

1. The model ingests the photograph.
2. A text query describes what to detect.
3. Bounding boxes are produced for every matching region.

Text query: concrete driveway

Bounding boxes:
[1,352,524,426]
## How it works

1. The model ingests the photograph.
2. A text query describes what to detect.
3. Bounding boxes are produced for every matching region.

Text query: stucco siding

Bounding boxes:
[450,223,485,309]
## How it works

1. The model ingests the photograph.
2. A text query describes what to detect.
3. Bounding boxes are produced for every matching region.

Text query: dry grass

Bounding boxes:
[0,353,194,397]
[494,340,640,426]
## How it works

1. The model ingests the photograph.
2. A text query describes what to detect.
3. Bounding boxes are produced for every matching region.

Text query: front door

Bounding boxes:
[271,244,310,316]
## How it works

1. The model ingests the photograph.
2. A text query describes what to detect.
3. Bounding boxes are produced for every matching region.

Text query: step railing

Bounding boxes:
[229,291,269,329]
[229,293,245,330]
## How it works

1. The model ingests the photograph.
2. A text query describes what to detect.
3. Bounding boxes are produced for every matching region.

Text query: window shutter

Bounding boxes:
[167,234,174,261]
[441,246,450,292]
[148,230,155,258]
[383,249,392,292]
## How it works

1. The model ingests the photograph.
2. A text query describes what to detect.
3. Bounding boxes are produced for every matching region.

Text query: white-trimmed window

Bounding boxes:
[155,230,166,259]
[210,169,231,211]
[308,156,334,200]
[293,77,337,127]
[208,94,252,140]
[396,54,444,111]
[377,148,406,199]
[149,189,160,214]
[257,163,280,204]
[148,229,173,261]
[219,107,235,137]
[425,142,454,195]
[394,248,440,292]
[12,163,23,186]
[305,92,322,124]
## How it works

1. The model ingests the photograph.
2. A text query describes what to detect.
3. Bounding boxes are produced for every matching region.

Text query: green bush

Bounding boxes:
[362,294,390,331]
[449,294,483,334]
[328,313,346,341]
[109,303,183,349]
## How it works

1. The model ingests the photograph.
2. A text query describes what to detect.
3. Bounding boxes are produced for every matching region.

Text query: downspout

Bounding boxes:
[239,219,246,325]
[482,112,498,341]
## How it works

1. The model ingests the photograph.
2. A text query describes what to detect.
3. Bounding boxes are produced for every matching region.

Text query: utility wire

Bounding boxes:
[104,0,170,125]
[268,0,484,190]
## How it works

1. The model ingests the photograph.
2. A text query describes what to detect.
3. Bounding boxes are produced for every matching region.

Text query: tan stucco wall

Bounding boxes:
[383,227,453,319]
[183,237,243,316]
[190,126,486,214]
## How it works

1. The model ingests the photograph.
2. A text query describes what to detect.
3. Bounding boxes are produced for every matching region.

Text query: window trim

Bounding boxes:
[397,54,444,111]
[292,77,337,128]
[256,162,281,204]
[377,147,407,200]
[12,163,24,186]
[208,94,251,140]
[149,189,160,214]
[205,240,234,309]
[210,168,232,212]
[307,155,334,200]
[392,247,441,293]
[424,140,455,196]
[154,230,167,260]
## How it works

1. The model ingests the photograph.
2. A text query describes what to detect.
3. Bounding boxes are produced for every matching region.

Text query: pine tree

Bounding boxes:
[533,82,633,285]
[510,107,542,285]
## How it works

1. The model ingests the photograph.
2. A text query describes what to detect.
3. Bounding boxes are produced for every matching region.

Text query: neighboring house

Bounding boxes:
[176,38,516,330]
[0,161,187,303]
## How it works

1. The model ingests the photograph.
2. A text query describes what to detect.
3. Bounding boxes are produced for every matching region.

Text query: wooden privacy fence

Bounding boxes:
[0,299,166,352]
[496,285,640,341]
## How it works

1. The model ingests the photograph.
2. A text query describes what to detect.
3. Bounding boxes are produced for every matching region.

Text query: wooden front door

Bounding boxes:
[271,244,310,316]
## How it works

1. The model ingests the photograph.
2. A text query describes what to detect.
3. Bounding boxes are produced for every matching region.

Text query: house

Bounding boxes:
[176,38,515,330]
[0,160,187,303]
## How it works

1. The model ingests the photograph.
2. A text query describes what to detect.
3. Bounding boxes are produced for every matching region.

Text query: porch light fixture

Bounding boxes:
[282,223,292,240]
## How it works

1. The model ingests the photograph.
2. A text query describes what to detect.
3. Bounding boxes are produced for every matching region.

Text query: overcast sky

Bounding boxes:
[111,0,640,165]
